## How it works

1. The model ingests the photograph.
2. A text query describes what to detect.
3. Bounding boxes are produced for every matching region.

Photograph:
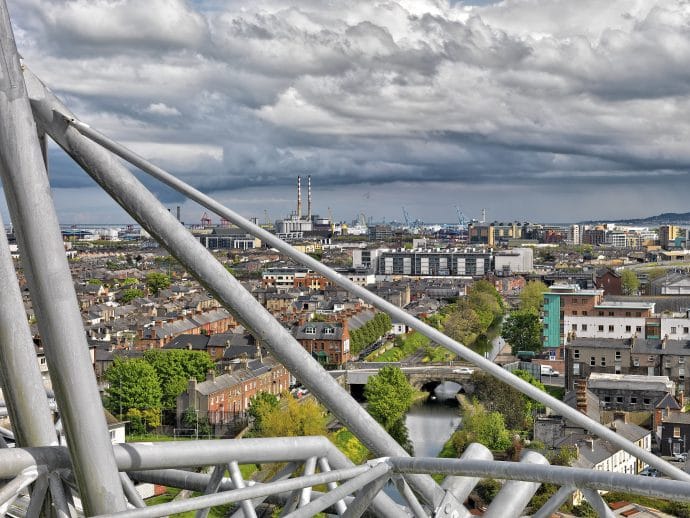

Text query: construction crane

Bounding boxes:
[201,211,212,227]
[264,209,271,226]
[455,205,467,228]
[402,206,411,227]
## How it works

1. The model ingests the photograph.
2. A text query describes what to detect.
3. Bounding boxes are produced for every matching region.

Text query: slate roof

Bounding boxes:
[164,334,210,351]
[294,322,345,340]
[588,373,675,394]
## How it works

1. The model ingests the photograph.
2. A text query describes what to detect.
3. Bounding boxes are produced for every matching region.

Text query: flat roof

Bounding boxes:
[594,301,655,309]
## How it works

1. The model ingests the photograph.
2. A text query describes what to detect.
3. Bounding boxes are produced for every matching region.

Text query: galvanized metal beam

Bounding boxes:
[25,68,444,509]
[0,3,127,512]
[484,450,548,518]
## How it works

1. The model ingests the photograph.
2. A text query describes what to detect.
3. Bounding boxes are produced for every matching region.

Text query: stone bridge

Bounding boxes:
[331,362,474,390]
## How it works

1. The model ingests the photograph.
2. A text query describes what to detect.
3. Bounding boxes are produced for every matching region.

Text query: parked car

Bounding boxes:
[639,467,660,477]
[452,367,475,375]
[672,452,688,462]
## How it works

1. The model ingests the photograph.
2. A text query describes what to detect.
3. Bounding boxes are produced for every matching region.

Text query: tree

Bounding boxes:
[471,371,538,430]
[248,392,280,434]
[519,280,548,314]
[621,269,640,295]
[452,401,511,451]
[364,367,414,429]
[257,394,328,437]
[105,358,162,417]
[143,349,215,409]
[120,288,144,303]
[145,272,171,296]
[502,310,543,355]
[443,304,483,345]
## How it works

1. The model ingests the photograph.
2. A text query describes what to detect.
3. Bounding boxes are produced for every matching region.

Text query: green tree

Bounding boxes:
[120,288,144,303]
[453,401,511,451]
[145,272,171,296]
[105,358,162,417]
[121,277,139,287]
[471,371,539,430]
[621,269,640,295]
[443,303,483,345]
[364,367,414,429]
[502,310,543,355]
[519,280,548,314]
[248,392,280,434]
[143,349,215,409]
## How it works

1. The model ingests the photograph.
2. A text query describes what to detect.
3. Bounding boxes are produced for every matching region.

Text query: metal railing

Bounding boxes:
[1,1,689,515]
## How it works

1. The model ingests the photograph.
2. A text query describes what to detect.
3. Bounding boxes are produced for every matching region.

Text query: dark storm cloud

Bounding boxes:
[8,0,690,221]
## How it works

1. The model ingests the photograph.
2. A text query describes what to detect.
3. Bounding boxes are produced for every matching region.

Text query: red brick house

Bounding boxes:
[294,321,350,367]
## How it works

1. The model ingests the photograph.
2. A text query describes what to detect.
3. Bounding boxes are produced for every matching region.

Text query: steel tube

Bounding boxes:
[120,472,146,509]
[317,457,346,515]
[581,488,614,518]
[283,462,391,518]
[64,116,690,484]
[484,450,548,518]
[49,472,73,518]
[298,456,317,507]
[341,470,391,518]
[95,466,371,518]
[0,468,38,509]
[0,209,58,448]
[25,70,443,508]
[396,478,428,518]
[0,9,127,512]
[441,442,492,504]
[532,484,575,518]
[229,461,257,518]
[196,464,226,518]
[113,438,333,471]
[390,457,690,501]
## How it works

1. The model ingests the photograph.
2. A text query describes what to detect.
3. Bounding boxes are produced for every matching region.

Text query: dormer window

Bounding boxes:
[324,327,335,335]
[305,326,316,334]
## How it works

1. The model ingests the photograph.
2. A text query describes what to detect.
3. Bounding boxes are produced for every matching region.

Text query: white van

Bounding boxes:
[540,365,559,376]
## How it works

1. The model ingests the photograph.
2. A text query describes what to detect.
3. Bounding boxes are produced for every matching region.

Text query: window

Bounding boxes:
[323,327,335,335]
[680,357,685,364]
[598,311,604,316]
[305,326,316,334]
[604,396,611,402]
[582,324,588,331]
[643,398,650,405]
[674,426,681,438]
[631,397,637,404]
[672,327,678,334]
[601,357,606,366]
[685,327,689,334]
[590,356,596,366]
[625,325,631,332]
[609,311,614,316]
[616,396,624,404]
[615,351,621,360]
[572,310,578,316]
[598,325,604,332]
[544,323,548,329]
[572,324,578,331]
[582,311,588,316]
[649,356,655,362]
[615,365,621,374]
[636,326,642,333]
[573,363,580,375]
[636,312,642,317]
[574,349,580,359]
[680,368,686,379]
[625,311,631,317]
[608,325,614,332]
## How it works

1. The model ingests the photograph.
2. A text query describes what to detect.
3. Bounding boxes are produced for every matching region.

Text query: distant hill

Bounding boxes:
[581,212,690,226]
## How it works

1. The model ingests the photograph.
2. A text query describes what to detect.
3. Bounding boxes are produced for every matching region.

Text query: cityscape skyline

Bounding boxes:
[4,0,690,224]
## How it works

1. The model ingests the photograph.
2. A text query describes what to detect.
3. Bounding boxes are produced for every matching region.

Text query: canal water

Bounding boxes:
[384,381,462,504]
[406,381,462,457]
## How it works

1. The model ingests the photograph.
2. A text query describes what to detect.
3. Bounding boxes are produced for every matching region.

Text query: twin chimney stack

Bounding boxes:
[296,175,312,221]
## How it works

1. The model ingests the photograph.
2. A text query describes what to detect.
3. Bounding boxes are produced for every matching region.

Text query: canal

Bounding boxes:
[406,381,462,457]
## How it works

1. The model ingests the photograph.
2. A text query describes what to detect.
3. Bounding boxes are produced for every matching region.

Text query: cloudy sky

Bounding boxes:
[5,0,690,225]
